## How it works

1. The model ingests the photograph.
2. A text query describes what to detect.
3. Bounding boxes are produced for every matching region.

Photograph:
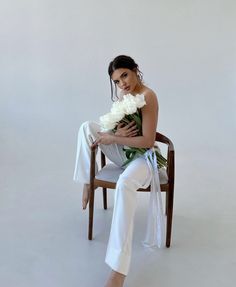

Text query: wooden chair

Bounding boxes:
[88,132,175,247]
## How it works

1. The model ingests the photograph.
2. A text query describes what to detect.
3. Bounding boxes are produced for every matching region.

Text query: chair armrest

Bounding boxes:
[156,132,175,185]
[101,150,106,167]
[90,145,98,181]
[156,132,173,149]
[167,149,175,184]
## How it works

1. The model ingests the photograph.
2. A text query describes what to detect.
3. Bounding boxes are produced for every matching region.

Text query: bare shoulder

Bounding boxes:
[142,87,159,108]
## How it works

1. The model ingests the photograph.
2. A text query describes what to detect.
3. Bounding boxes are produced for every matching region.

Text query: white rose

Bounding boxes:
[122,94,138,114]
[135,94,146,108]
[99,113,117,130]
[111,101,125,121]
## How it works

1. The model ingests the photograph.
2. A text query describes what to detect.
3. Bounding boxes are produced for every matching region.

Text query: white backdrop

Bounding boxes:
[1,1,235,163]
[0,1,236,286]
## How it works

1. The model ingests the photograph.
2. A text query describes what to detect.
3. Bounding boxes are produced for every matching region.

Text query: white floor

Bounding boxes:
[0,143,235,287]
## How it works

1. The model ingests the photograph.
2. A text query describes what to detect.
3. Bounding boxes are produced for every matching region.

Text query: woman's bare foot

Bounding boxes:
[82,184,90,210]
[105,270,126,287]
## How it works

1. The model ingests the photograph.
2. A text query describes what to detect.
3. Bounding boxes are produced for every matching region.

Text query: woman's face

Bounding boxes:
[111,68,139,94]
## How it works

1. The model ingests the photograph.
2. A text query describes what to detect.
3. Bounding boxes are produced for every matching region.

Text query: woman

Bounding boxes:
[73,55,159,287]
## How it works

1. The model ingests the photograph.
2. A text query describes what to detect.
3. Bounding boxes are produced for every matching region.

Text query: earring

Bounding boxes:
[137,73,142,83]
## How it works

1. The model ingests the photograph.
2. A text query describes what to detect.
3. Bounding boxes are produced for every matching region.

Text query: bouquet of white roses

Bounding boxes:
[100,94,167,168]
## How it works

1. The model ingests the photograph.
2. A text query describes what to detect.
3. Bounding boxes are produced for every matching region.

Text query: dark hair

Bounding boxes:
[108,55,143,101]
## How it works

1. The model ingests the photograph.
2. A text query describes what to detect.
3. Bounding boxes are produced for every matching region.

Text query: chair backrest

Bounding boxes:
[96,132,174,186]
[155,132,175,185]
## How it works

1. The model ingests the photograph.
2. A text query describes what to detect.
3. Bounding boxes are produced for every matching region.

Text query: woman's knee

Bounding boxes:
[117,162,152,190]
[80,120,91,131]
[79,121,99,136]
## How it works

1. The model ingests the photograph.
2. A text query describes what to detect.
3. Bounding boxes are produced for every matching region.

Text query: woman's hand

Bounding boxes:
[115,121,139,137]
[92,121,139,147]
[93,132,115,146]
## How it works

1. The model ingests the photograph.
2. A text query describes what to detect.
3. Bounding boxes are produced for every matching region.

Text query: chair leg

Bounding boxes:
[103,188,107,210]
[165,192,168,215]
[166,186,174,248]
[88,185,95,240]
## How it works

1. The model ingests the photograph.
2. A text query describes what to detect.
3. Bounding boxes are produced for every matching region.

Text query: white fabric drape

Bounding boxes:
[142,149,165,248]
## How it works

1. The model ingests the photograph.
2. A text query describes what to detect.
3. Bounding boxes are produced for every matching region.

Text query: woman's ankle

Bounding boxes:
[82,184,90,210]
[105,270,126,287]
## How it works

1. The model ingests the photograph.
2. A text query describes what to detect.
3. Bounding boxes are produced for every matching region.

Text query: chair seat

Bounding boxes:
[95,163,168,184]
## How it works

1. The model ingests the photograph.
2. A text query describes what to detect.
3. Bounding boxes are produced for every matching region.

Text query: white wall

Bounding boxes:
[0,2,235,286]
[0,0,235,179]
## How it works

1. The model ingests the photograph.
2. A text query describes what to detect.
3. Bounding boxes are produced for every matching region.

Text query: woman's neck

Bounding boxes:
[132,82,147,95]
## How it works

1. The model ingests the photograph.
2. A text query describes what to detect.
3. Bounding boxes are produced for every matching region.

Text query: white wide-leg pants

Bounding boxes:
[73,121,152,275]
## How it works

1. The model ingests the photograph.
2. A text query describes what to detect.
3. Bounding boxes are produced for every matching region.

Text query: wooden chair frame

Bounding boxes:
[88,132,175,247]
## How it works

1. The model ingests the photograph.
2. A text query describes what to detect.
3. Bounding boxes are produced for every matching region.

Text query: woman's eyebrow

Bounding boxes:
[113,72,127,82]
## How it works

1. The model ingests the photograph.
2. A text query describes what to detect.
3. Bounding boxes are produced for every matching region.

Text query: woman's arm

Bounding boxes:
[96,91,158,148]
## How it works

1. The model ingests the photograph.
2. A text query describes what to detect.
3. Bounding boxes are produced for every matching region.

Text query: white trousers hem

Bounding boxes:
[105,247,130,276]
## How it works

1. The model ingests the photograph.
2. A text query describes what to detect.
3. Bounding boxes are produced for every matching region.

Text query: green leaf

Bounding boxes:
[132,114,142,128]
